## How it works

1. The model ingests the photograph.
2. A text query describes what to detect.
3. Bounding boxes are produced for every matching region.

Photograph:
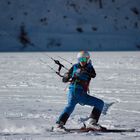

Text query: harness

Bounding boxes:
[71,78,89,92]
[70,63,91,93]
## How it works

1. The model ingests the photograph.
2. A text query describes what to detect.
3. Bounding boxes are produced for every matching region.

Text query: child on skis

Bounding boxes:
[56,51,104,130]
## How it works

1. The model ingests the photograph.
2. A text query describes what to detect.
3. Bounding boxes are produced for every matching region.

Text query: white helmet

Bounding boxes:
[77,51,90,63]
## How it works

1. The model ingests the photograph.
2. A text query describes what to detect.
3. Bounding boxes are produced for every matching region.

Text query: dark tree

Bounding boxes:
[99,0,103,9]
[18,23,34,48]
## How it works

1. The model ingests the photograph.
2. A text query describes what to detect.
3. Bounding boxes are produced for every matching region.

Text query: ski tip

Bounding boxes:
[104,128,136,133]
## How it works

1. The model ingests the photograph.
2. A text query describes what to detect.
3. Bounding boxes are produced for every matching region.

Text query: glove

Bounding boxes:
[62,73,70,83]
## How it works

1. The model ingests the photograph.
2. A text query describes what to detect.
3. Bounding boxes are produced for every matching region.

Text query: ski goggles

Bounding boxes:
[79,57,88,62]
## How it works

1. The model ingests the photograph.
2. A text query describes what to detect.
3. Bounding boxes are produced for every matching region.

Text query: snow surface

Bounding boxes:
[0,0,140,51]
[0,51,140,140]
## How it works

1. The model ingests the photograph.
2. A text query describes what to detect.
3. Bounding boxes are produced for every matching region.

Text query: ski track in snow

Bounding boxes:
[0,52,140,140]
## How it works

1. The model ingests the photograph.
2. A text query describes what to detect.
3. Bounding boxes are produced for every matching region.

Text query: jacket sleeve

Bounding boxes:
[85,64,96,78]
[62,66,73,83]
[83,60,96,78]
[90,66,96,78]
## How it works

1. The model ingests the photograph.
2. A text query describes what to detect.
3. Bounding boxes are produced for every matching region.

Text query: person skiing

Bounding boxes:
[56,51,105,130]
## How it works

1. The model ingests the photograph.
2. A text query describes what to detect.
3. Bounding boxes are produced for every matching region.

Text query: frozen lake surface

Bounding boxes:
[0,52,140,140]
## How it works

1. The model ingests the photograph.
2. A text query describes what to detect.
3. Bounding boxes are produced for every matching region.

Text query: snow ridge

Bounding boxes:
[0,0,140,51]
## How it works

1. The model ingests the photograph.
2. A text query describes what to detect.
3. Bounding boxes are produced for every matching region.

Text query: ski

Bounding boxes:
[49,126,135,133]
[65,127,135,133]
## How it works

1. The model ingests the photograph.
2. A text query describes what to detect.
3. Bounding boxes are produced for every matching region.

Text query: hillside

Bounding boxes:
[0,0,140,51]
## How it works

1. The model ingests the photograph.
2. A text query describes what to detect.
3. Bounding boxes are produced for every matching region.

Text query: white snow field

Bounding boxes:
[0,51,140,140]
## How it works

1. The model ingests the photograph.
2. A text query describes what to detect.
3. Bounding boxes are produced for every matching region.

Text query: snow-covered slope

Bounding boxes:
[0,52,140,139]
[0,0,140,51]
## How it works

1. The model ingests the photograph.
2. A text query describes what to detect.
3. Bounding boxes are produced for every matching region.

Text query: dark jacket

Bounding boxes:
[62,62,96,92]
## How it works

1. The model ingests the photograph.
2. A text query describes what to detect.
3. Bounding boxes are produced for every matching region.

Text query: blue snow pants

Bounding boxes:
[57,86,104,124]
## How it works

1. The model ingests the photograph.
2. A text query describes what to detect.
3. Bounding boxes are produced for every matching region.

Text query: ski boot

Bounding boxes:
[52,121,66,132]
[86,118,106,131]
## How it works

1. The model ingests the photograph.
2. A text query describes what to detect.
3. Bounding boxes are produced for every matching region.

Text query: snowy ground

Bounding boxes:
[0,51,140,140]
